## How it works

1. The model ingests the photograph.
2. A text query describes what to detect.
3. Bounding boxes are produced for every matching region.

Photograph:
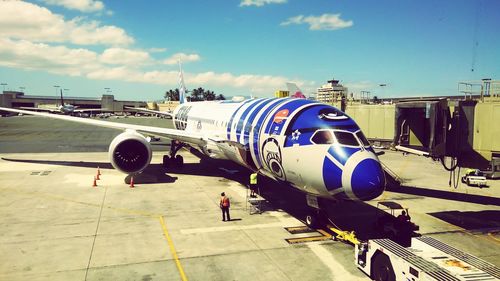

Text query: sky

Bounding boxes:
[0,0,499,101]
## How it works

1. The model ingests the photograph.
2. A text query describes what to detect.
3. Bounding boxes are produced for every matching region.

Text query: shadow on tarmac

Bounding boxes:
[428,210,500,231]
[387,184,500,206]
[1,157,178,184]
[2,157,114,169]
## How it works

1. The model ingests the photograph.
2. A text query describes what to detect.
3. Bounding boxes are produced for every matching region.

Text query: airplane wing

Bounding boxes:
[0,106,205,146]
[19,107,59,113]
[125,106,174,118]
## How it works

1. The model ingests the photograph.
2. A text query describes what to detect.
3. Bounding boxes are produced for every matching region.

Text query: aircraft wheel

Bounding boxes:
[305,213,318,228]
[162,155,170,168]
[372,253,395,281]
[175,155,184,167]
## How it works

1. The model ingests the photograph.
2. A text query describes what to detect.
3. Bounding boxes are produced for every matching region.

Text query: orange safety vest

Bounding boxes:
[220,196,230,207]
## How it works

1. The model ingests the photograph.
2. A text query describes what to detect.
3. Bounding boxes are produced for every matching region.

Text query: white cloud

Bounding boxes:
[0,1,133,45]
[281,13,353,30]
[41,0,104,13]
[100,48,152,65]
[0,37,307,94]
[186,72,291,93]
[0,38,100,76]
[163,53,201,65]
[240,0,287,7]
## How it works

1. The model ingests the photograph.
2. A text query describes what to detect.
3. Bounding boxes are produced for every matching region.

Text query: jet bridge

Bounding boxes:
[393,80,500,178]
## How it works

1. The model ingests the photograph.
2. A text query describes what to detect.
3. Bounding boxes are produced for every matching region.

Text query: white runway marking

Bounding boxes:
[180,221,294,235]
[307,243,366,280]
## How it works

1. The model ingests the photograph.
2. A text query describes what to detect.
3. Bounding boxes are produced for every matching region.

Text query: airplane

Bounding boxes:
[124,106,173,118]
[286,82,307,99]
[0,70,385,226]
[20,90,106,115]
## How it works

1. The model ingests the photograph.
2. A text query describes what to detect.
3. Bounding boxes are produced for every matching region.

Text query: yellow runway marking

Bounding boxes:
[159,216,188,281]
[285,228,332,244]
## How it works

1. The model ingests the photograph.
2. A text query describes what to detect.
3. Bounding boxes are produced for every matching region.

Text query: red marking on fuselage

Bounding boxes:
[273,109,289,124]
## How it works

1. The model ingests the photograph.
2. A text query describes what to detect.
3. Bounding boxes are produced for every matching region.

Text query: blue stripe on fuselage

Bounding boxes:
[327,145,360,166]
[226,99,254,140]
[251,98,286,167]
[242,98,276,145]
[235,98,266,143]
[264,99,316,135]
[323,155,343,191]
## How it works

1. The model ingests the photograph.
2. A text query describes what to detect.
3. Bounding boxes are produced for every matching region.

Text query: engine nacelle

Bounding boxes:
[108,131,152,174]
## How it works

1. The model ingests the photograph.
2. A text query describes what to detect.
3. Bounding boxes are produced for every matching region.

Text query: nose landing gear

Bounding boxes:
[163,140,185,168]
[305,194,326,228]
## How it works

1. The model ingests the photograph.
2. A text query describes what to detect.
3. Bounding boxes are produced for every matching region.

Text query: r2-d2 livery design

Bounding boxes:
[174,98,385,201]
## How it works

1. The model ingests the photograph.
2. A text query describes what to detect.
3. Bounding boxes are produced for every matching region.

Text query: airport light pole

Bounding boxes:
[379,83,387,102]
[1,83,7,92]
[53,85,60,95]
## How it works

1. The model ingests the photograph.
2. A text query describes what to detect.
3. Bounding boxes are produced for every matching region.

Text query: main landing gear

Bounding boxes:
[163,140,184,168]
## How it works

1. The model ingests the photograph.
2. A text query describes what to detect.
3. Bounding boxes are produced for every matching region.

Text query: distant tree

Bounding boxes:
[203,90,216,101]
[164,89,180,101]
[373,95,380,104]
[215,94,226,100]
[188,87,220,101]
[166,87,220,102]
[190,87,203,101]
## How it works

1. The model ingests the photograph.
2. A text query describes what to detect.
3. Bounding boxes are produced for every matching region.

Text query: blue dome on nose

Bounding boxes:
[351,158,385,200]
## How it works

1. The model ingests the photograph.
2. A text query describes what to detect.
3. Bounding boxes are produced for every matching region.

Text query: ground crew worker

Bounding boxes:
[220,192,230,221]
[397,210,411,223]
[249,172,258,198]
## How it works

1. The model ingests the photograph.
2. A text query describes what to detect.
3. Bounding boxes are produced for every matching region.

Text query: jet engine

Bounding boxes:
[108,131,152,174]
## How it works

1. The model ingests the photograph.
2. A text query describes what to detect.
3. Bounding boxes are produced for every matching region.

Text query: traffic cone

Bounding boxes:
[96,170,100,180]
[129,176,135,188]
[97,166,101,176]
[92,176,97,187]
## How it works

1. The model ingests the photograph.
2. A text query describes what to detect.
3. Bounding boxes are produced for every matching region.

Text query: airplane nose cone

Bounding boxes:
[350,158,385,200]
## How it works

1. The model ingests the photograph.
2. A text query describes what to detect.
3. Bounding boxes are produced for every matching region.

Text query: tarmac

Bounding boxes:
[0,115,499,281]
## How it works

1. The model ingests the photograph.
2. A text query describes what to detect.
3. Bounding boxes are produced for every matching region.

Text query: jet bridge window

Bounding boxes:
[311,130,335,145]
[334,131,359,146]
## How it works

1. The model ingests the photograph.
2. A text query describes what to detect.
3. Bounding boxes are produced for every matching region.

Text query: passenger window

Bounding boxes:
[334,131,359,146]
[356,131,370,146]
[311,130,335,145]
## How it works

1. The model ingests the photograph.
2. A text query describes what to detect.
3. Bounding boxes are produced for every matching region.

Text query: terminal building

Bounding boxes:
[316,78,348,104]
[0,91,146,112]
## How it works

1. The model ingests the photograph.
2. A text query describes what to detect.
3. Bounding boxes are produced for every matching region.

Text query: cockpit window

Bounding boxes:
[311,130,335,145]
[356,131,370,146]
[334,131,359,146]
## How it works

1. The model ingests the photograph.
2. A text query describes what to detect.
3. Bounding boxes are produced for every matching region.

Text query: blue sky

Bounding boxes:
[0,0,498,101]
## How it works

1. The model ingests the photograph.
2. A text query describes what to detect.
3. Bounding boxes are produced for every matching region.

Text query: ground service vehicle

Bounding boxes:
[355,236,499,281]
[462,169,488,187]
[374,201,419,247]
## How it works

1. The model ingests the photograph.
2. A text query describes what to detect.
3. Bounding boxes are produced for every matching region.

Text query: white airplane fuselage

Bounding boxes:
[173,98,385,201]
